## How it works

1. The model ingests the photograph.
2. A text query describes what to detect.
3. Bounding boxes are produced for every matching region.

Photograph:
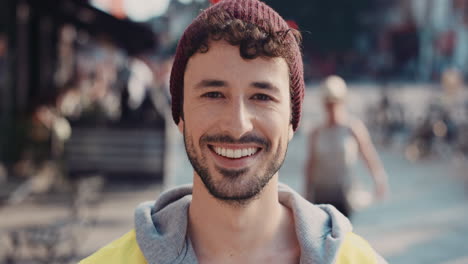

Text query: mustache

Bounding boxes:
[201,134,270,151]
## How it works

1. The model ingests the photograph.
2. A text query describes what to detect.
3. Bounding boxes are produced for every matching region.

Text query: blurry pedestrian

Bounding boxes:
[440,68,466,123]
[304,75,389,217]
[80,1,387,263]
[9,94,71,205]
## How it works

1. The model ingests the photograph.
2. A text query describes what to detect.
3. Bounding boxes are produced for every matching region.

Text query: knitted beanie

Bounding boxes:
[169,0,305,131]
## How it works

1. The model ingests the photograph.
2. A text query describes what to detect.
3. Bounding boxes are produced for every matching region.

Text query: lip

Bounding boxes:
[207,144,262,169]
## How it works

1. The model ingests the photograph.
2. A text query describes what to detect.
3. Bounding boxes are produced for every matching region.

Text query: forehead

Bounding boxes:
[184,40,289,90]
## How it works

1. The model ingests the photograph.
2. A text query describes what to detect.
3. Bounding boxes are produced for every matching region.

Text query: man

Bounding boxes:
[80,0,387,263]
[304,75,389,217]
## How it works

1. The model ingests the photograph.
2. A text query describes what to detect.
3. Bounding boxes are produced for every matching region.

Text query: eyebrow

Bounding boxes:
[194,79,280,93]
[251,81,280,93]
[194,79,227,89]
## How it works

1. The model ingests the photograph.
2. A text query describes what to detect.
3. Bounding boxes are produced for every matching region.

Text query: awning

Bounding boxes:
[28,0,157,55]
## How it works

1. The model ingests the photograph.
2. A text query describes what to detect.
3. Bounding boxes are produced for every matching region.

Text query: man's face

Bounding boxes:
[179,40,293,204]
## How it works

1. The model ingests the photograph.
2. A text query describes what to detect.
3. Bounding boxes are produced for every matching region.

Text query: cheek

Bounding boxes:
[183,109,218,144]
[195,113,220,134]
[185,118,206,138]
[257,110,291,140]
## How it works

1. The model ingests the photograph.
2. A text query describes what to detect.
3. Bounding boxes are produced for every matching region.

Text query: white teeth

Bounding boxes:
[213,147,258,158]
[242,149,248,157]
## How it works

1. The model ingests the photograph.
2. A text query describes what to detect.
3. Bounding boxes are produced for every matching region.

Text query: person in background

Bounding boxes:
[304,75,389,217]
[80,1,387,263]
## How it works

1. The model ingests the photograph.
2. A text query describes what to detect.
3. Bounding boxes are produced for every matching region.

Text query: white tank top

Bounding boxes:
[312,124,358,188]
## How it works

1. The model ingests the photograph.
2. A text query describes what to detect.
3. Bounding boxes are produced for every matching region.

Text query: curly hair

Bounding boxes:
[184,11,302,74]
[170,0,305,131]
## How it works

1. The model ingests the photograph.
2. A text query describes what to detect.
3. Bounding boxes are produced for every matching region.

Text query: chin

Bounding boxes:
[199,166,274,205]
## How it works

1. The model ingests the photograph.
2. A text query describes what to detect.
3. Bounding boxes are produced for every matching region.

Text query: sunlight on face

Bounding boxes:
[179,40,294,204]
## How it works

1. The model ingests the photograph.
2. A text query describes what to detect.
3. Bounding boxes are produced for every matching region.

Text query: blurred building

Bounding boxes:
[364,0,468,81]
[0,0,169,181]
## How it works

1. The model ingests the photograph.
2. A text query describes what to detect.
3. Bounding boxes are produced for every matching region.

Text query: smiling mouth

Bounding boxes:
[209,146,260,159]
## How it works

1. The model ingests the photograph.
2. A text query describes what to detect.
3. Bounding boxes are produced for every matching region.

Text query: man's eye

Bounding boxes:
[252,94,272,101]
[202,92,224,98]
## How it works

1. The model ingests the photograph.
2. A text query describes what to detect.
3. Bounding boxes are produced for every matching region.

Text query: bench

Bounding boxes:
[64,127,165,181]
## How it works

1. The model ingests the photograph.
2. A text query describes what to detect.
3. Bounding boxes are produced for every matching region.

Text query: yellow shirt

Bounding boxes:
[80,230,379,264]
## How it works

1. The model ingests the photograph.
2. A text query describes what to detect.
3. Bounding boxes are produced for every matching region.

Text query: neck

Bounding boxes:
[188,174,298,263]
[327,110,346,126]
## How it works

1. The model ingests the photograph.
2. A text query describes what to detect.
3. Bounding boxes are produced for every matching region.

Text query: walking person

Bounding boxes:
[81,1,387,263]
[304,75,389,217]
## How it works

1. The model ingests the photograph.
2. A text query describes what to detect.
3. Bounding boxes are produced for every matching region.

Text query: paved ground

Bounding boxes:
[352,151,468,264]
[1,85,467,263]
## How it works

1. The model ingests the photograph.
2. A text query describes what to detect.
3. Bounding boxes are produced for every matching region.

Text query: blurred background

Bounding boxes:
[0,0,467,263]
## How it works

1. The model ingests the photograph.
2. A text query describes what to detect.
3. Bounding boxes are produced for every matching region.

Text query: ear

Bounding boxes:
[288,124,294,142]
[177,119,184,134]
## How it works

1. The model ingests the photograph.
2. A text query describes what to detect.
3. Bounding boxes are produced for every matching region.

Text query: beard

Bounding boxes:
[183,129,288,206]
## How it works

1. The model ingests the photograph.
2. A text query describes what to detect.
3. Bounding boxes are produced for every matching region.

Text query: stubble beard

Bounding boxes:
[183,129,288,207]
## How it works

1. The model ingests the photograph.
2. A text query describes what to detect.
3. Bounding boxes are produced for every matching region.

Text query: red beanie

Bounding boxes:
[170,0,304,131]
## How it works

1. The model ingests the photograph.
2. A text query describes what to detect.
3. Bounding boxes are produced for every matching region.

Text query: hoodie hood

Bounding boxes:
[135,183,352,264]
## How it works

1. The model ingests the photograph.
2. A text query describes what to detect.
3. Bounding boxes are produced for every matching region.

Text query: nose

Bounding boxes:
[219,96,254,139]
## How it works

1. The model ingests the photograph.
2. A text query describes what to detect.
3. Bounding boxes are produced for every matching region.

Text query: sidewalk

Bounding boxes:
[352,150,468,264]
[0,182,162,261]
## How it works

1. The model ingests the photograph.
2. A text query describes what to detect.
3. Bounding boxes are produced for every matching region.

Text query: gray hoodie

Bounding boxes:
[134,183,386,264]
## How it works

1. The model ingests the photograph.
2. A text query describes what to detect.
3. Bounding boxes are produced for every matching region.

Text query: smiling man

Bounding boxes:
[80,0,387,263]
